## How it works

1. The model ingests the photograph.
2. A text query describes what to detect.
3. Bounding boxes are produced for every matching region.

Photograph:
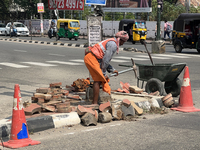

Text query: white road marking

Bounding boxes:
[49,53,65,57]
[46,61,83,65]
[111,59,129,63]
[64,132,75,135]
[153,54,190,58]
[82,127,103,132]
[136,55,171,59]
[0,63,30,68]
[69,59,84,62]
[175,53,200,58]
[114,56,148,61]
[21,62,57,66]
[14,49,27,52]
[110,124,121,127]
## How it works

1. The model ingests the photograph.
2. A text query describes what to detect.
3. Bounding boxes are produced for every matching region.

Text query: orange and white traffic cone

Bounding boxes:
[0,84,41,149]
[171,66,200,112]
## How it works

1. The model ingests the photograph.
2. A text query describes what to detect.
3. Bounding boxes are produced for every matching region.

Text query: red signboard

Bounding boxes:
[37,3,44,13]
[48,0,84,10]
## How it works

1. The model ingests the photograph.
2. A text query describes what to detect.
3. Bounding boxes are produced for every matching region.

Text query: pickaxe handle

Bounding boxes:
[109,68,134,77]
[109,59,137,78]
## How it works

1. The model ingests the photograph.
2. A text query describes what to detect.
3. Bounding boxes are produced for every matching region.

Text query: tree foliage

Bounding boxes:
[0,0,12,20]
[1,0,200,21]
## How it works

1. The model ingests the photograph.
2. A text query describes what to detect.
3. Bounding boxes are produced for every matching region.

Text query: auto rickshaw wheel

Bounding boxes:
[56,35,60,41]
[175,43,182,53]
[145,78,164,96]
[140,39,145,44]
[69,38,72,40]
[164,78,181,97]
[132,41,136,44]
[75,37,78,41]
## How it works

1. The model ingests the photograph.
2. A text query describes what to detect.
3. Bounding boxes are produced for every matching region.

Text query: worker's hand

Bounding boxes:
[113,70,119,76]
[105,75,110,82]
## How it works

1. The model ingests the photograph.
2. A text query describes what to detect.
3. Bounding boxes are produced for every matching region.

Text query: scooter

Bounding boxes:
[10,28,17,37]
[48,27,57,39]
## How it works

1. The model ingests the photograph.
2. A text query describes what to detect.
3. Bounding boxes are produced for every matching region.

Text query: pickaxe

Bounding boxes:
[109,58,137,78]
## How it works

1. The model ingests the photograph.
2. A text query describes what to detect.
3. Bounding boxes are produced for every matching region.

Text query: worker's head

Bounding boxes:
[165,20,167,23]
[115,31,129,46]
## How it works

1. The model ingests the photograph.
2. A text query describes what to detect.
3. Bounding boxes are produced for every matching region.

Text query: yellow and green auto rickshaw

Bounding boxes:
[56,19,80,41]
[173,13,200,53]
[119,19,147,44]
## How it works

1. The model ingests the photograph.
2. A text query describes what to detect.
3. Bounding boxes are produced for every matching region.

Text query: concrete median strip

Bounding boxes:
[0,112,81,139]
[0,37,172,50]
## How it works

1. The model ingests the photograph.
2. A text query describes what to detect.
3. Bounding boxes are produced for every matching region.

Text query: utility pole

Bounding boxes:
[39,0,43,36]
[151,0,165,54]
[156,0,162,41]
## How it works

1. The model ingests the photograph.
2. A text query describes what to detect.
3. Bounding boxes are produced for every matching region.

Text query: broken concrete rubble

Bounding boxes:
[98,112,112,123]
[22,81,171,128]
[99,101,112,112]
[162,93,174,108]
[81,112,97,126]
[121,104,135,119]
[71,78,90,92]
[129,86,143,94]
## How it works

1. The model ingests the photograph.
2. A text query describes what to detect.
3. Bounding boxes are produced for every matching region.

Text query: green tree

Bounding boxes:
[0,0,12,20]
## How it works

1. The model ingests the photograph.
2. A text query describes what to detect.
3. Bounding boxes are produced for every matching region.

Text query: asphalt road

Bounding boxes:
[0,37,200,150]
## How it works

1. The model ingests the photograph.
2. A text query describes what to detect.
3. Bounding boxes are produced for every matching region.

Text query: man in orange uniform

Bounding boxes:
[84,31,129,104]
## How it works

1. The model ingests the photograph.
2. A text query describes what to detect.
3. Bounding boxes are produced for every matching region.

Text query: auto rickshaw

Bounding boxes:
[56,19,80,41]
[119,19,147,44]
[173,13,200,53]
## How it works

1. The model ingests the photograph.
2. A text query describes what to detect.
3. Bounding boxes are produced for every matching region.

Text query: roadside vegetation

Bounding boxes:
[0,0,200,21]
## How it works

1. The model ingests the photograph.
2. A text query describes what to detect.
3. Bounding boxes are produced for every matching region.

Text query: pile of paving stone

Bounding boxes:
[77,98,144,126]
[23,80,174,126]
[23,82,86,115]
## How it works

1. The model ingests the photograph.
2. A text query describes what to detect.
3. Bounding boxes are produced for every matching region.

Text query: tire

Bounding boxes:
[75,37,78,41]
[197,49,200,53]
[175,43,182,53]
[69,38,72,40]
[140,39,145,44]
[145,78,164,96]
[132,41,135,44]
[56,35,60,41]
[164,78,182,97]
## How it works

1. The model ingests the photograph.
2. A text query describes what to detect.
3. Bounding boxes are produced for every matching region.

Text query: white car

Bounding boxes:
[5,22,29,36]
[0,23,6,35]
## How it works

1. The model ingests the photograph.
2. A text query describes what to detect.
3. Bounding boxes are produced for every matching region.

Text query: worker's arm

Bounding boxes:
[101,41,117,76]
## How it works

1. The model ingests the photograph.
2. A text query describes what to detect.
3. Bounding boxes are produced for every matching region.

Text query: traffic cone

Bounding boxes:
[171,66,200,112]
[0,84,41,149]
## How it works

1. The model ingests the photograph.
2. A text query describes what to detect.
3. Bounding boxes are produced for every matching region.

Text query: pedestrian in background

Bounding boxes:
[84,31,129,104]
[164,20,172,42]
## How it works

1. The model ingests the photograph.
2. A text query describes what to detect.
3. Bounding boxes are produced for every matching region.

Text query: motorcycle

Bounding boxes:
[48,27,57,39]
[10,28,17,37]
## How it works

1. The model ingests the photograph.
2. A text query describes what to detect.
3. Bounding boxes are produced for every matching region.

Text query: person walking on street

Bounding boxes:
[84,31,129,104]
[164,20,172,42]
[50,20,56,36]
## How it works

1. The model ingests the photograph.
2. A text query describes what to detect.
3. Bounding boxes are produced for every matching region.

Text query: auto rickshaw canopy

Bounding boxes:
[57,19,80,29]
[119,19,146,31]
[174,13,200,32]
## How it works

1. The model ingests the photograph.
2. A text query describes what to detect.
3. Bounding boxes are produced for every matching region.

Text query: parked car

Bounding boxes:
[5,22,29,36]
[0,23,6,35]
